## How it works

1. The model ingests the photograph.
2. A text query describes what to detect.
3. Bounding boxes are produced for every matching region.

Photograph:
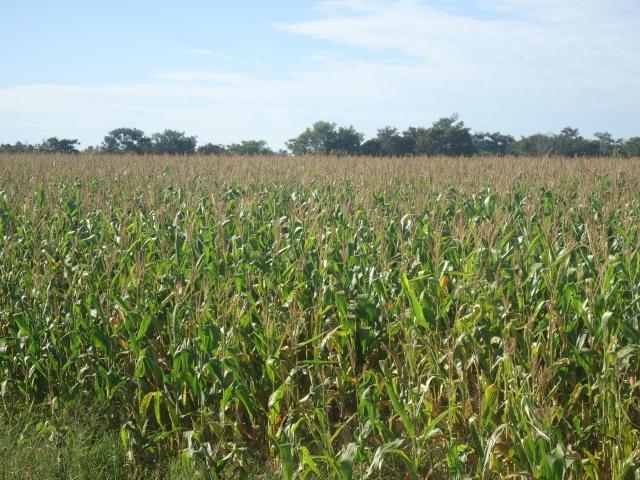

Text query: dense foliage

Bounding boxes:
[2,116,640,157]
[0,155,639,478]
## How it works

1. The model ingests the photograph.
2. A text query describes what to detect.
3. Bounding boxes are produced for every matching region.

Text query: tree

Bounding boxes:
[374,126,414,156]
[0,141,37,153]
[102,128,151,154]
[414,115,475,156]
[622,137,640,157]
[472,132,516,155]
[555,127,582,156]
[359,139,382,156]
[332,126,364,155]
[287,121,335,155]
[402,127,427,154]
[513,134,555,156]
[39,137,81,154]
[593,132,622,156]
[226,140,274,156]
[554,128,599,156]
[151,130,197,155]
[287,121,363,155]
[197,143,227,155]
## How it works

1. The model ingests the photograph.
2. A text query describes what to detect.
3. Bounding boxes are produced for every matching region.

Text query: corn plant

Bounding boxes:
[0,154,639,478]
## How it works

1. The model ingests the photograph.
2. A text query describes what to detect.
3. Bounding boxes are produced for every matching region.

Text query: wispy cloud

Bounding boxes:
[279,0,640,80]
[276,0,640,134]
[0,59,424,145]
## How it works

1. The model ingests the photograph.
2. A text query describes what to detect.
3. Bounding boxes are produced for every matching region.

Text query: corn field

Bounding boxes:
[0,154,639,479]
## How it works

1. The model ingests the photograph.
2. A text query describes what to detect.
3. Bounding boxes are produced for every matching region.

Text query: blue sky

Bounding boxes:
[1,0,639,148]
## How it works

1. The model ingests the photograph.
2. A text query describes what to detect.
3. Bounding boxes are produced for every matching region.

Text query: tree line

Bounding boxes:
[0,129,282,156]
[2,116,639,157]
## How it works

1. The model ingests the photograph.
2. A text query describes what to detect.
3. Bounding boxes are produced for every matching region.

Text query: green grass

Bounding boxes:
[0,154,639,478]
[0,406,127,479]
[0,405,255,479]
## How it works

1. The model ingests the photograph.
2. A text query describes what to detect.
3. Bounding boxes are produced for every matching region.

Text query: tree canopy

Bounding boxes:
[39,137,81,154]
[150,130,197,155]
[102,128,151,154]
[226,140,275,156]
[412,115,475,156]
[286,121,363,155]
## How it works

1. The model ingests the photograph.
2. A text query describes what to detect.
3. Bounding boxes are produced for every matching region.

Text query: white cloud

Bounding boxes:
[279,0,640,82]
[277,0,640,135]
[0,61,431,146]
